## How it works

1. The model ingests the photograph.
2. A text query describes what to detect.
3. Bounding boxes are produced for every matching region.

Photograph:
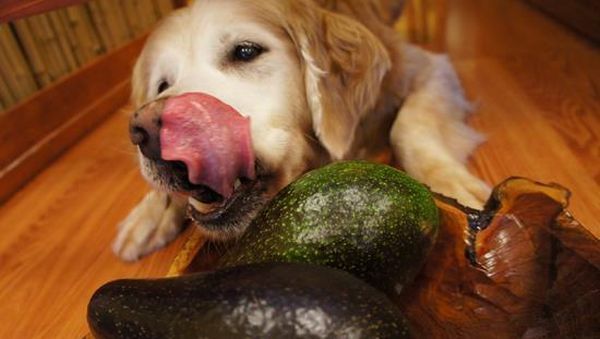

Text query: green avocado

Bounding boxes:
[220,161,439,295]
[87,263,411,338]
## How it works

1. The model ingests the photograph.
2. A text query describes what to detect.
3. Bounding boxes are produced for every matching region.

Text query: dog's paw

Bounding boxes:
[425,165,491,209]
[113,191,186,261]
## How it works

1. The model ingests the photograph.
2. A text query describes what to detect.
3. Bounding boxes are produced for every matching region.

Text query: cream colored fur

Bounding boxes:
[114,0,489,260]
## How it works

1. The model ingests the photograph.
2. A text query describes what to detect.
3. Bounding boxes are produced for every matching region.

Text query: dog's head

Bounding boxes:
[130,0,391,239]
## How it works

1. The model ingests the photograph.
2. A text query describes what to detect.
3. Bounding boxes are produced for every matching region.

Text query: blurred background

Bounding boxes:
[0,0,175,110]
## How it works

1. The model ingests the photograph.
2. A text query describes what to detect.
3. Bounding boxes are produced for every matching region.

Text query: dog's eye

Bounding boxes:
[232,42,264,62]
[157,80,170,94]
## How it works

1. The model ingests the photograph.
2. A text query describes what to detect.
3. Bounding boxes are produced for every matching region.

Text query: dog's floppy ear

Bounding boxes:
[286,3,391,159]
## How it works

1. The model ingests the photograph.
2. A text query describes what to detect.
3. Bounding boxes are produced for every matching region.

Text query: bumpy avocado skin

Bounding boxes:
[220,161,439,295]
[88,263,411,339]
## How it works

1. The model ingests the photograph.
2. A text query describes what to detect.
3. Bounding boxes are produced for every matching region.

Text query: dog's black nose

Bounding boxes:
[129,125,149,146]
[129,100,165,160]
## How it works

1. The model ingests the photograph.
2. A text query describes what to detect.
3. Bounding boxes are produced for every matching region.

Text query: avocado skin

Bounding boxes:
[88,263,410,339]
[220,161,439,295]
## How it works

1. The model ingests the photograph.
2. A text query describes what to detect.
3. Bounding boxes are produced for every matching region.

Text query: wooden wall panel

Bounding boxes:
[0,0,186,22]
[525,0,600,43]
[0,0,88,22]
[0,35,146,203]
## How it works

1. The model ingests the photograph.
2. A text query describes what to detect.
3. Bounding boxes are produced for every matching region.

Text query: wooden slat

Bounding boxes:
[65,6,105,62]
[30,14,70,80]
[134,0,157,32]
[0,0,88,22]
[0,0,185,23]
[0,64,17,107]
[121,1,142,36]
[86,0,113,49]
[0,111,189,339]
[48,11,79,70]
[525,0,600,43]
[100,0,133,46]
[11,19,53,86]
[0,35,146,203]
[0,24,39,99]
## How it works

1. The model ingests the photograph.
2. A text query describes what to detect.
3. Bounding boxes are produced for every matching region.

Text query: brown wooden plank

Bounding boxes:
[100,0,133,47]
[29,14,70,81]
[0,62,17,106]
[48,11,79,70]
[12,19,53,86]
[0,110,188,339]
[0,34,145,168]
[525,0,600,43]
[429,0,600,233]
[0,0,89,22]
[86,0,113,49]
[0,79,130,203]
[0,35,146,203]
[0,24,39,99]
[0,0,184,23]
[65,6,104,62]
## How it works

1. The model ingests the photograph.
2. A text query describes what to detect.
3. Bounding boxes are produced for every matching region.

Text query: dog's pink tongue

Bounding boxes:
[160,93,255,198]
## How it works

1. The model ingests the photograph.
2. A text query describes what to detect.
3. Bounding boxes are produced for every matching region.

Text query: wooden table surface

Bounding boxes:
[0,0,598,337]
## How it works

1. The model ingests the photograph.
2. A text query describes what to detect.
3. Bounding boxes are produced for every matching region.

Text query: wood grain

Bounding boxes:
[0,0,598,337]
[0,0,87,22]
[0,110,190,339]
[525,0,600,43]
[0,35,146,204]
[435,0,600,235]
[0,0,185,22]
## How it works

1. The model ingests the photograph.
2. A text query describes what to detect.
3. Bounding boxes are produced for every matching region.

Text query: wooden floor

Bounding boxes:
[0,0,598,338]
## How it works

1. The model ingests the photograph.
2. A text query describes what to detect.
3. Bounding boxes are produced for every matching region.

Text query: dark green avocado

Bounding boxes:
[87,263,411,338]
[220,161,439,295]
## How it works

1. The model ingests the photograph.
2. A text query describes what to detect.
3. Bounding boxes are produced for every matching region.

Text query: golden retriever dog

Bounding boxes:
[113,0,490,261]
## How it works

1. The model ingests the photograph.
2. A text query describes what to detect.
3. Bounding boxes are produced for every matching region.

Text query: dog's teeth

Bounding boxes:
[188,197,217,214]
[234,179,242,190]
